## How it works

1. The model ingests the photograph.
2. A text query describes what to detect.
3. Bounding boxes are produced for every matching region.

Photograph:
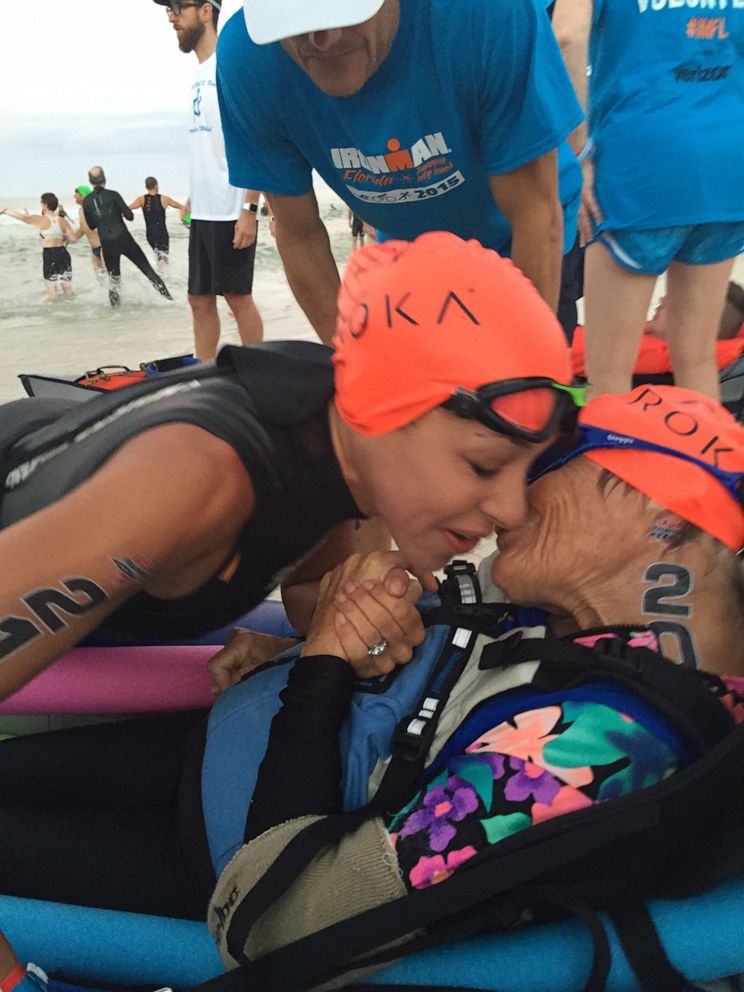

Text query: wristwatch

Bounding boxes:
[243,203,259,213]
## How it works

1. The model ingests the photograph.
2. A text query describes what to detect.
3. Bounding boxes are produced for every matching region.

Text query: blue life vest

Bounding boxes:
[202,564,543,875]
[202,604,452,875]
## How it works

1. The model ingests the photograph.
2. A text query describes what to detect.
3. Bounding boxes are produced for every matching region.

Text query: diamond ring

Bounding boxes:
[367,639,388,657]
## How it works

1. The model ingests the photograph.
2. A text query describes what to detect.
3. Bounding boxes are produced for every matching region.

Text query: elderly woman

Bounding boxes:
[0,384,742,953]
[205,384,744,987]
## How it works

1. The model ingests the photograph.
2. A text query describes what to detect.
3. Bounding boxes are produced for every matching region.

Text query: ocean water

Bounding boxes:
[0,186,356,404]
[4,184,742,409]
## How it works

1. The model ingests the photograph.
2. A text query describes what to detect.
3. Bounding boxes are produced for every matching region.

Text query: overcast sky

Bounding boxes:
[0,0,245,198]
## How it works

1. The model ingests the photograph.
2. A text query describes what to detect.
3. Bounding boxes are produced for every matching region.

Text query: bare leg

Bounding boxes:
[663,257,736,400]
[225,293,264,345]
[583,241,657,398]
[189,293,221,360]
[92,253,106,282]
[60,278,73,299]
[44,280,58,302]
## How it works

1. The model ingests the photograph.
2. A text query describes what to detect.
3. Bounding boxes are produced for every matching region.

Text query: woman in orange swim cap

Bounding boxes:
[328,231,580,581]
[0,230,577,707]
[491,383,744,671]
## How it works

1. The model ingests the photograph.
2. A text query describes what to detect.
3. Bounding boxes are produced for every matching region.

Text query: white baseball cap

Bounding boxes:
[243,0,386,45]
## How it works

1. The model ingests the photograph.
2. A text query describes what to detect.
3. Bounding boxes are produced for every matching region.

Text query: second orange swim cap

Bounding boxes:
[333,232,572,436]
[580,386,744,553]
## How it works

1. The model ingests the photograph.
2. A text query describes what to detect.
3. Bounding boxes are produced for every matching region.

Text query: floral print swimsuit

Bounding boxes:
[387,630,744,891]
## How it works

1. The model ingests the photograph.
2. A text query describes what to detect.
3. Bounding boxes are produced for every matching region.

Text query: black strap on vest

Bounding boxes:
[479,631,734,756]
[225,806,373,964]
[372,561,494,813]
[609,903,705,992]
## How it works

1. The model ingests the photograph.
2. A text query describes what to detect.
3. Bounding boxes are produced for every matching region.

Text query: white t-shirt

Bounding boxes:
[189,53,246,221]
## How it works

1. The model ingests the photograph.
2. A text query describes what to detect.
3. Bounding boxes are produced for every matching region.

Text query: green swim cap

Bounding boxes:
[75,185,92,197]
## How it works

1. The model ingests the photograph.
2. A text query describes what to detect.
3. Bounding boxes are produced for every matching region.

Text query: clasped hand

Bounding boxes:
[207,551,426,692]
[302,550,426,679]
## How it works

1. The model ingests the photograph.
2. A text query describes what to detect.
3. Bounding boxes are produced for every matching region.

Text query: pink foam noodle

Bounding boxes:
[0,646,217,714]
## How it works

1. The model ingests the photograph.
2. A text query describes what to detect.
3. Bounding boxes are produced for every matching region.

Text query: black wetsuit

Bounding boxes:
[143,193,169,259]
[0,341,359,642]
[82,187,172,306]
[0,657,349,918]
[0,710,211,919]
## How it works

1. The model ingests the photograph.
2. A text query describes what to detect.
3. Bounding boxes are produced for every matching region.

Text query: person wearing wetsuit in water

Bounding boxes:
[82,166,173,306]
[129,177,184,270]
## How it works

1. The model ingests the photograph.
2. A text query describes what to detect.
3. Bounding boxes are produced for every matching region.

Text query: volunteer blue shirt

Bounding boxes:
[217,0,583,254]
[590,0,744,232]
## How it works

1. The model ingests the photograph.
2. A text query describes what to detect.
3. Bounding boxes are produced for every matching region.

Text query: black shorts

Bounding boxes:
[351,215,365,237]
[42,247,72,282]
[91,246,102,259]
[188,219,256,296]
[556,235,585,346]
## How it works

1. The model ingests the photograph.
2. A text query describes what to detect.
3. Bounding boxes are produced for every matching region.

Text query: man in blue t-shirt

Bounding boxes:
[217,0,584,344]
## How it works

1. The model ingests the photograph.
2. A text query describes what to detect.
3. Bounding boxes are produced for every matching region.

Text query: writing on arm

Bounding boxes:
[0,424,255,700]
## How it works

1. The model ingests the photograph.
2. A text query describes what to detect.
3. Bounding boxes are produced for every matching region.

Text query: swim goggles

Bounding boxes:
[530,423,744,506]
[441,379,587,444]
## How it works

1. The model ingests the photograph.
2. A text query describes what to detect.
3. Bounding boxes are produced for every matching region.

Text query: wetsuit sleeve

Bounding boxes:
[245,654,354,841]
[116,192,134,222]
[216,12,313,196]
[477,0,583,175]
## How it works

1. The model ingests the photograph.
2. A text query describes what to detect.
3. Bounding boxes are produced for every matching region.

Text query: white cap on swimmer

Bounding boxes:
[243,0,385,45]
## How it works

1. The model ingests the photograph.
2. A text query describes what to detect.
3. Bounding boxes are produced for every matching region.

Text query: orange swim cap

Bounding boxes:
[332,232,571,437]
[579,386,744,552]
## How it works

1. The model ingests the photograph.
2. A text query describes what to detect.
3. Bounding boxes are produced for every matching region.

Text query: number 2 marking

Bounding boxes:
[0,577,109,664]
[642,564,698,668]
[641,563,692,618]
